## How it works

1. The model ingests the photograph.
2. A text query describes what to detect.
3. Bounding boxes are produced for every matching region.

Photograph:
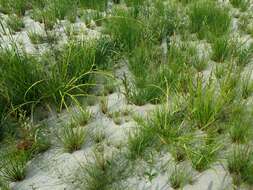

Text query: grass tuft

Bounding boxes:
[58,124,86,153]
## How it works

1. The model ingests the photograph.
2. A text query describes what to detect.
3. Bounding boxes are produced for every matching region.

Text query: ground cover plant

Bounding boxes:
[0,0,253,189]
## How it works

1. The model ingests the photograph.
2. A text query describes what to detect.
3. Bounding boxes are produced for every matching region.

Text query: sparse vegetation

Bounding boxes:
[0,0,253,189]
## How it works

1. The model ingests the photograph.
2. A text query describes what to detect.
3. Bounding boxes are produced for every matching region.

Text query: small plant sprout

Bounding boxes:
[169,164,194,189]
[58,124,86,153]
[92,129,106,144]
[70,108,91,127]
[100,95,108,114]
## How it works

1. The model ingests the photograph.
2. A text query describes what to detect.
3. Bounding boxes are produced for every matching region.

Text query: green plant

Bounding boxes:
[127,127,154,160]
[0,0,30,15]
[241,71,253,99]
[0,150,30,182]
[188,77,223,129]
[227,146,253,185]
[236,44,253,67]
[145,0,185,42]
[70,108,91,127]
[230,0,250,11]
[187,138,221,171]
[42,40,96,111]
[58,124,86,153]
[76,151,129,190]
[211,36,235,62]
[148,106,187,144]
[169,165,193,189]
[104,6,144,52]
[32,0,78,29]
[79,0,108,11]
[28,31,58,45]
[229,116,251,144]
[92,129,106,144]
[0,177,10,190]
[189,0,231,39]
[99,96,108,114]
[6,14,24,33]
[0,49,44,111]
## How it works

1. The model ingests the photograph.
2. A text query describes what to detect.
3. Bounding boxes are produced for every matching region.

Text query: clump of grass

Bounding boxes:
[70,108,91,127]
[227,146,253,185]
[0,49,44,111]
[58,124,86,153]
[6,14,24,33]
[236,44,253,67]
[79,0,108,11]
[0,150,30,182]
[211,36,235,62]
[189,0,231,39]
[127,127,154,160]
[169,165,194,189]
[125,42,171,105]
[92,129,106,144]
[99,96,108,114]
[0,0,30,16]
[149,106,187,144]
[104,6,144,52]
[32,0,78,29]
[170,144,187,163]
[0,177,10,190]
[229,116,252,144]
[240,71,253,99]
[188,77,223,129]
[219,66,240,104]
[187,138,221,171]
[28,32,58,45]
[77,151,129,190]
[145,0,185,42]
[230,0,250,11]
